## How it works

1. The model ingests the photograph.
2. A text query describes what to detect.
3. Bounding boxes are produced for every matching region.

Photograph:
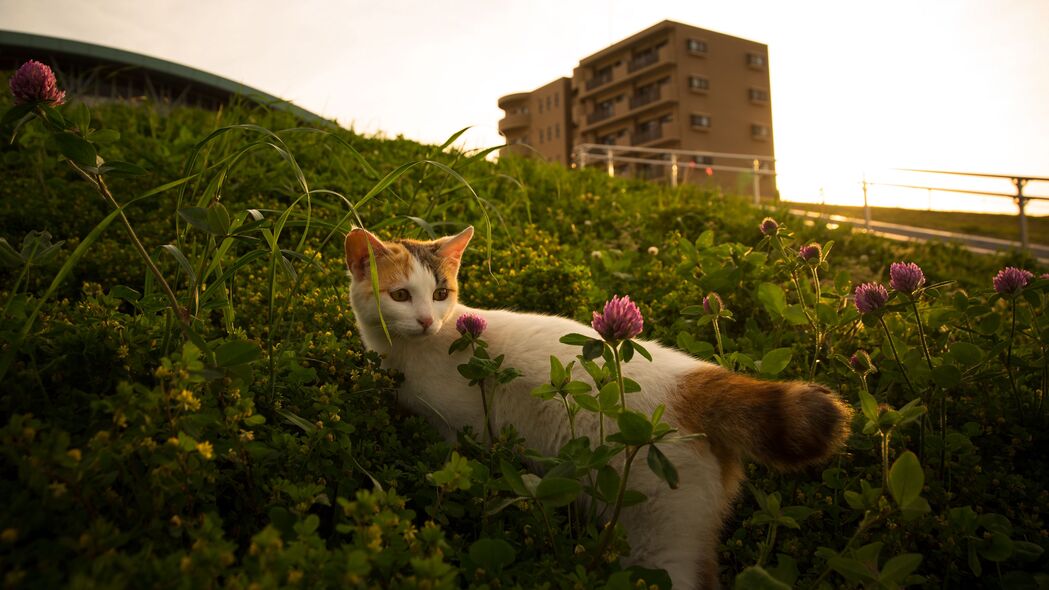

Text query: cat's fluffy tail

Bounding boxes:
[674,367,852,470]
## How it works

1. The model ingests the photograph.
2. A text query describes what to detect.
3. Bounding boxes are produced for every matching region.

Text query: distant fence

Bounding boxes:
[572,143,776,204]
[860,169,1049,250]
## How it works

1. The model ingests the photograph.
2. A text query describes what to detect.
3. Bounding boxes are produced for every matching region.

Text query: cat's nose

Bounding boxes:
[417,317,433,330]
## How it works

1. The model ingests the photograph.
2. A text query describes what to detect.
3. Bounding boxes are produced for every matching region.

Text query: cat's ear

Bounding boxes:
[344,228,388,281]
[436,226,473,266]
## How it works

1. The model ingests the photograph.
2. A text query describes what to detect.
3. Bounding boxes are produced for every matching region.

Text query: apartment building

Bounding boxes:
[498,77,572,165]
[497,20,775,195]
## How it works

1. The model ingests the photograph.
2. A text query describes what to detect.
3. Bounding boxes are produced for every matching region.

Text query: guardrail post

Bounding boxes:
[862,177,871,230]
[606,149,614,178]
[1013,177,1029,251]
[752,159,760,205]
[670,154,678,188]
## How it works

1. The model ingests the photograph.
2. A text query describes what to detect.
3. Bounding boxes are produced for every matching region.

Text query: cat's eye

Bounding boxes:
[389,289,411,302]
[433,288,449,301]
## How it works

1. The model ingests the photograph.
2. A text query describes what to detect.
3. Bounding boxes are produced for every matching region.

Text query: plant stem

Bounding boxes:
[878,316,917,397]
[590,445,640,569]
[808,266,823,380]
[712,318,726,366]
[910,299,934,371]
[612,344,627,409]
[756,524,779,568]
[1005,299,1024,423]
[70,164,189,327]
[809,509,889,589]
[479,380,496,443]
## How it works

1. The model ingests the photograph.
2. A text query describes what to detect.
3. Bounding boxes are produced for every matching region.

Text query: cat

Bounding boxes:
[344,226,851,590]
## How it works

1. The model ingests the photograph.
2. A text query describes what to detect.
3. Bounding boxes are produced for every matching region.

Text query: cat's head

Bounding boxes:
[344,227,473,339]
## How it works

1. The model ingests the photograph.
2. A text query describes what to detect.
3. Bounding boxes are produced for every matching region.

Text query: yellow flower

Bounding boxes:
[196,441,214,460]
[1,529,17,543]
[176,389,201,412]
[66,449,82,462]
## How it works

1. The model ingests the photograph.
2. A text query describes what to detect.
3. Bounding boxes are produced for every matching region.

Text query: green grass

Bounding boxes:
[783,202,1049,245]
[1,85,1047,589]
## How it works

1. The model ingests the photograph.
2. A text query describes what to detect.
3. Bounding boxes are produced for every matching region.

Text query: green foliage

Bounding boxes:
[1,71,1048,589]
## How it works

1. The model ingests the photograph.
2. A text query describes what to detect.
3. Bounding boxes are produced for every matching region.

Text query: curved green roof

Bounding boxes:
[0,29,328,124]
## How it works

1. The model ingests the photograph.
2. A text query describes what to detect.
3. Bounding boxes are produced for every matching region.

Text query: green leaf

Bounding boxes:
[534,476,581,507]
[468,538,516,572]
[646,445,679,489]
[560,333,593,346]
[859,390,880,423]
[828,556,877,582]
[54,132,97,167]
[549,355,566,385]
[160,244,197,286]
[598,382,620,411]
[880,553,923,585]
[631,341,653,361]
[1,102,35,127]
[616,410,653,445]
[571,392,600,412]
[947,341,983,367]
[563,381,592,395]
[499,459,530,497]
[596,465,620,502]
[582,339,605,360]
[99,160,147,176]
[215,340,261,367]
[782,304,809,326]
[757,282,787,317]
[888,451,924,509]
[931,365,962,389]
[733,566,791,590]
[977,532,1014,562]
[758,348,792,376]
[89,128,120,144]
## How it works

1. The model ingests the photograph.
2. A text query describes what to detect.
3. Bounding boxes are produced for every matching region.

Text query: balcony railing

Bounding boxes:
[633,126,662,144]
[587,109,614,125]
[629,88,660,109]
[628,52,659,73]
[586,75,612,91]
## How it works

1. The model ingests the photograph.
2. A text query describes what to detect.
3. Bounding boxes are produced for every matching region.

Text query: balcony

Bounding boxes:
[628,51,659,73]
[498,111,531,133]
[586,75,612,91]
[587,108,614,125]
[629,88,660,110]
[633,126,662,144]
[497,92,530,110]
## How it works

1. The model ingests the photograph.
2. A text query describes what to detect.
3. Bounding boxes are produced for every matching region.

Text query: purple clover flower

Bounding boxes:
[1041,273,1049,280]
[889,262,926,295]
[455,313,487,338]
[992,267,1033,296]
[798,243,822,263]
[10,60,66,106]
[591,295,644,342]
[760,217,779,236]
[854,282,889,314]
[849,350,875,374]
[702,292,723,315]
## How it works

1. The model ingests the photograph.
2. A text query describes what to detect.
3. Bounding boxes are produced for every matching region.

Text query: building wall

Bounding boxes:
[498,20,776,196]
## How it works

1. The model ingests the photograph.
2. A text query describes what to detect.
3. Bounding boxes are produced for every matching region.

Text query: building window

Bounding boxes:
[693,155,714,166]
[554,92,559,107]
[747,53,767,68]
[538,100,543,114]
[690,114,712,129]
[688,76,710,92]
[751,124,770,139]
[539,129,544,143]
[547,126,552,141]
[555,123,560,138]
[749,88,769,103]
[546,96,552,110]
[687,38,708,55]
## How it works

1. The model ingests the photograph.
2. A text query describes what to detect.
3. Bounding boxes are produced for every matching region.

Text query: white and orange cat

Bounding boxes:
[344,226,850,590]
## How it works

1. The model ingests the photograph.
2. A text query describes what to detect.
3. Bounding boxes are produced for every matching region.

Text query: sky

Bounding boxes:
[3,0,1049,215]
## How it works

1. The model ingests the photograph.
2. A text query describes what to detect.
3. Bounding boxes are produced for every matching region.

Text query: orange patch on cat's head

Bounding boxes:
[345,229,412,288]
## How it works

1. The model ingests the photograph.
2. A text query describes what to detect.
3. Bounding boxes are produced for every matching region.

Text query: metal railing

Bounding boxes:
[587,109,613,125]
[586,75,612,91]
[860,169,1049,250]
[628,52,659,72]
[632,126,662,144]
[573,143,776,202]
[629,88,660,109]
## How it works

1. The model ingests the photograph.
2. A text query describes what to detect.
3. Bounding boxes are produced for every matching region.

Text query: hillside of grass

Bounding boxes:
[1,86,1047,589]
[785,202,1049,246]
